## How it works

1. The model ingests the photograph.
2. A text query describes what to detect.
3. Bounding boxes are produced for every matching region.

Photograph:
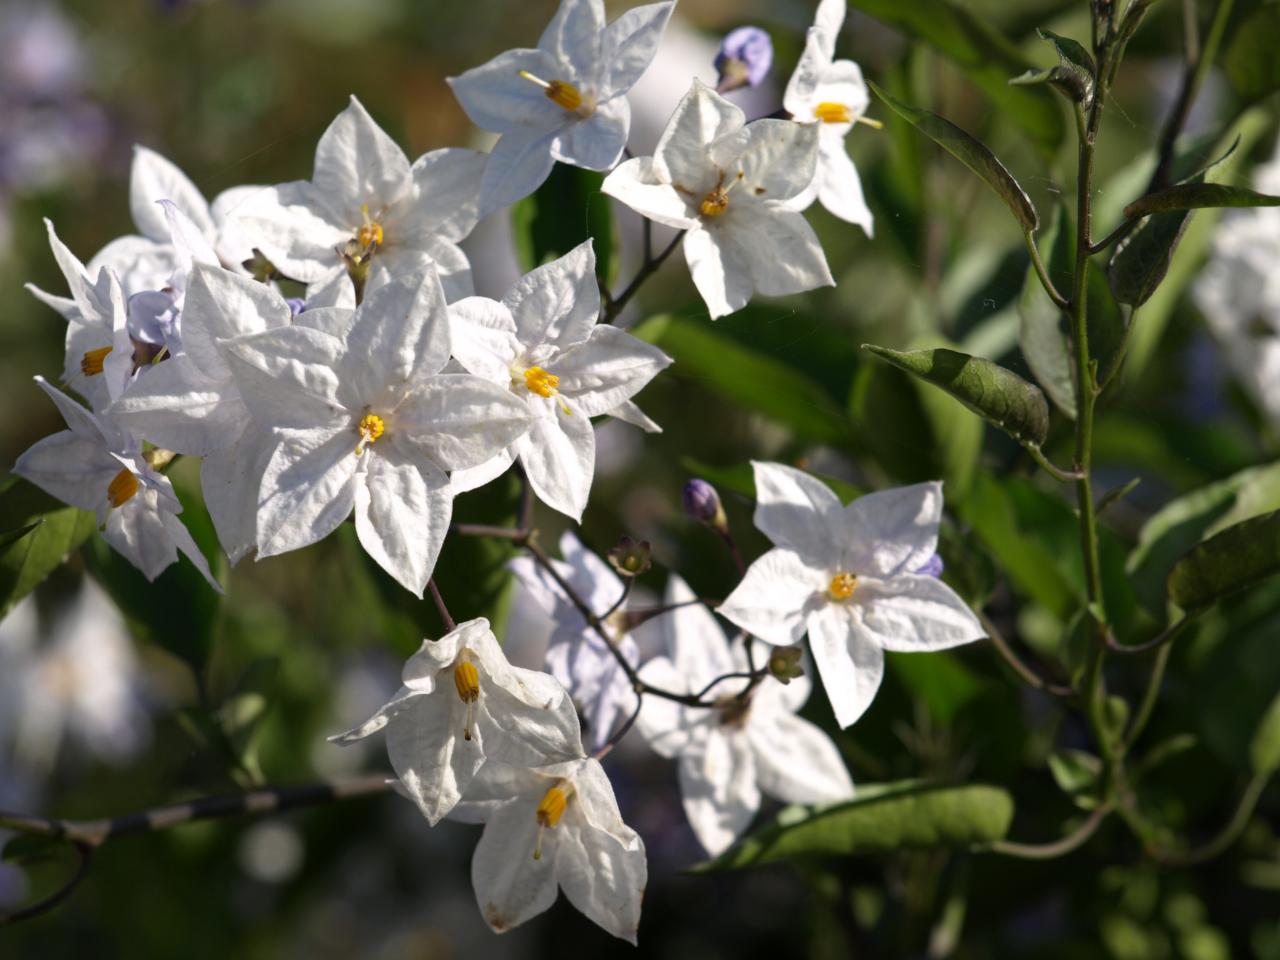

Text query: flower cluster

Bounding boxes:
[8,0,980,942]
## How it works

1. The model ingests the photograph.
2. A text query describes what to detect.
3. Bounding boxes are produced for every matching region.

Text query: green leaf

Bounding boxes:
[1010,29,1095,105]
[1017,204,1076,417]
[1249,693,1280,776]
[848,0,1063,148]
[868,82,1039,231]
[0,477,96,620]
[861,344,1050,446]
[1107,205,1194,307]
[693,782,1014,872]
[510,163,617,284]
[1224,5,1280,105]
[1123,183,1280,219]
[632,315,853,446]
[1048,750,1102,809]
[1167,509,1280,611]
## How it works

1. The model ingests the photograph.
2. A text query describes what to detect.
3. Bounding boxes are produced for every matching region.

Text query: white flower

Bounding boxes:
[331,617,583,824]
[636,574,854,855]
[107,263,306,563]
[718,462,985,728]
[447,240,671,519]
[509,531,641,750]
[221,268,534,595]
[451,756,646,943]
[602,79,833,319]
[13,377,221,589]
[782,0,874,234]
[0,581,150,770]
[230,95,484,302]
[448,0,674,216]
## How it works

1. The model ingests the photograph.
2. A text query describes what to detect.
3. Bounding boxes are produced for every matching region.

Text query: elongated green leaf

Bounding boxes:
[868,82,1039,231]
[1167,510,1280,610]
[511,163,617,284]
[1010,29,1095,105]
[633,315,853,446]
[1018,204,1076,417]
[1009,65,1090,104]
[1225,5,1280,105]
[1124,183,1280,219]
[861,344,1049,446]
[1108,206,1193,307]
[0,478,96,619]
[1250,693,1280,775]
[694,782,1014,872]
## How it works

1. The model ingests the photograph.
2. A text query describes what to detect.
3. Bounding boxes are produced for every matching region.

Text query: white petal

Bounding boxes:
[751,460,845,562]
[607,399,661,432]
[813,0,847,59]
[747,710,854,805]
[313,95,411,219]
[729,203,834,298]
[737,119,820,203]
[230,180,348,283]
[85,235,175,299]
[683,225,749,320]
[653,80,744,189]
[449,296,520,383]
[718,548,825,646]
[840,480,943,577]
[129,146,212,243]
[600,157,698,230]
[853,574,985,652]
[557,820,646,944]
[200,427,274,564]
[209,183,266,267]
[552,325,671,417]
[221,325,346,430]
[664,573,737,683]
[634,657,697,757]
[162,510,223,592]
[449,447,516,495]
[447,47,566,134]
[808,603,884,728]
[353,447,452,595]
[551,98,628,171]
[13,431,115,512]
[108,357,239,456]
[397,147,484,245]
[815,133,873,235]
[598,0,674,99]
[103,495,179,580]
[476,129,559,217]
[393,374,534,471]
[516,406,594,521]
[472,800,559,933]
[538,0,604,72]
[479,679,585,768]
[384,690,484,825]
[180,263,293,378]
[678,733,760,856]
[255,427,359,557]
[505,239,601,350]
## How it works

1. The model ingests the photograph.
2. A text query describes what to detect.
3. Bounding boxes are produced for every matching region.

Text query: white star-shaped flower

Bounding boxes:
[451,756,646,943]
[13,377,221,589]
[448,0,674,216]
[447,240,671,519]
[221,268,535,595]
[602,79,833,319]
[508,531,641,751]
[782,0,874,235]
[636,574,854,855]
[718,462,985,728]
[230,95,484,303]
[332,617,583,825]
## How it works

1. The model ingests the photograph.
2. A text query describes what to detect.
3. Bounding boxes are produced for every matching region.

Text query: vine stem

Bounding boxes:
[602,230,685,324]
[1023,229,1069,310]
[977,611,1075,698]
[986,805,1111,860]
[1144,771,1271,866]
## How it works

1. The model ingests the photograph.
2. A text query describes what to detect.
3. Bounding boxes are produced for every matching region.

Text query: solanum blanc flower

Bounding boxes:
[718,462,985,728]
[221,267,534,595]
[13,377,221,589]
[508,531,641,750]
[448,0,674,216]
[448,240,672,519]
[332,618,583,825]
[782,0,874,234]
[637,574,854,855]
[230,95,484,302]
[602,79,833,319]
[450,756,646,943]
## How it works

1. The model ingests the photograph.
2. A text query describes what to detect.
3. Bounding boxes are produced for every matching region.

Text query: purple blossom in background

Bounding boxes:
[915,553,944,578]
[285,297,307,317]
[714,26,773,92]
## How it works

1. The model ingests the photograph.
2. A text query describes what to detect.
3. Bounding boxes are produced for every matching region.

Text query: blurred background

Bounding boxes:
[2,0,1280,956]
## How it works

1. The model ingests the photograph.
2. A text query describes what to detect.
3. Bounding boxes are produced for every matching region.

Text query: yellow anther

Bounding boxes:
[814,101,852,124]
[533,782,572,860]
[827,571,858,601]
[700,186,730,218]
[81,346,112,376]
[357,203,384,249]
[518,70,594,117]
[523,366,560,398]
[454,656,481,741]
[354,413,386,456]
[107,468,139,508]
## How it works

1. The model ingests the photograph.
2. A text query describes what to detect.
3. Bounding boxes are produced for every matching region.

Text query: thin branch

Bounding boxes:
[602,230,685,324]
[1125,643,1173,749]
[1023,230,1069,311]
[428,579,456,632]
[979,611,1075,698]
[1087,217,1136,256]
[593,695,645,761]
[986,805,1111,859]
[1024,444,1084,483]
[693,670,763,702]
[450,523,527,541]
[599,578,634,624]
[1146,770,1270,866]
[0,841,92,925]
[1103,612,1196,655]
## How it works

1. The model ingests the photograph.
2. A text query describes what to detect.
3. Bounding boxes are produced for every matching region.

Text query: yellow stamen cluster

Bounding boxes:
[699,186,730,218]
[827,571,858,601]
[107,468,139,508]
[454,657,481,741]
[355,413,385,456]
[518,69,594,117]
[533,783,571,860]
[523,366,560,398]
[81,346,112,376]
[814,101,852,124]
[357,203,384,249]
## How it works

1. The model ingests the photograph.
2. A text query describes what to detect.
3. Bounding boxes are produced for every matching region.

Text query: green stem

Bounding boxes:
[987,805,1111,859]
[1023,229,1069,310]
[1125,643,1173,749]
[1146,771,1271,866]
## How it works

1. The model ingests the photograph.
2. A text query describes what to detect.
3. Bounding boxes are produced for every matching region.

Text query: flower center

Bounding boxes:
[700,186,730,218]
[814,101,852,124]
[81,346,112,376]
[827,571,858,601]
[523,366,560,398]
[107,468,139,508]
[517,70,596,118]
[533,781,573,860]
[453,655,480,741]
[354,413,385,456]
[356,203,384,250]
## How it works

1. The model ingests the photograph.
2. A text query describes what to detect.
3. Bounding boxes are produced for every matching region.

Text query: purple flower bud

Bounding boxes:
[683,478,728,533]
[914,553,945,578]
[715,26,773,92]
[285,297,307,317]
